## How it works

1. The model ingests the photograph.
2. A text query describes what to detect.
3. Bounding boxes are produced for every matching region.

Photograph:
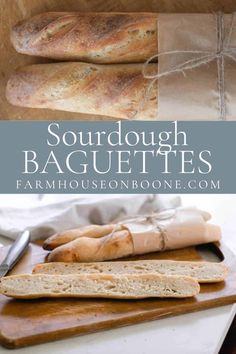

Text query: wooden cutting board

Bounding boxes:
[1,0,236,120]
[0,242,236,349]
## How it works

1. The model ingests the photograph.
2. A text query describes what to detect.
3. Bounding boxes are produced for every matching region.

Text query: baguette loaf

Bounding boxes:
[47,230,134,263]
[43,209,212,251]
[33,260,228,283]
[46,224,220,263]
[0,273,199,299]
[43,224,122,250]
[6,62,157,119]
[11,12,158,63]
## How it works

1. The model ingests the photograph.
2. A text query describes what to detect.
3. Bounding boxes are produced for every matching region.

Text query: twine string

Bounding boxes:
[108,209,176,251]
[137,12,236,120]
[216,12,225,119]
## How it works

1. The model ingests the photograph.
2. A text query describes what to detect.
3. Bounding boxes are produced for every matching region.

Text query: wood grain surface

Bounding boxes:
[0,242,236,349]
[1,0,236,120]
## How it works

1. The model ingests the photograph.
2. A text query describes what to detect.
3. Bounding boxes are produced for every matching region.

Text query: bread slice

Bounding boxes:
[32,260,228,283]
[0,273,200,299]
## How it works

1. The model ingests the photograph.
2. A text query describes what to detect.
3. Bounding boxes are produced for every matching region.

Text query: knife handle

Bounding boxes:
[3,230,31,270]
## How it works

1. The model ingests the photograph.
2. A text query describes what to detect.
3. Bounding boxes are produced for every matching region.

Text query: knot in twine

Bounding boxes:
[110,209,176,251]
[140,12,236,121]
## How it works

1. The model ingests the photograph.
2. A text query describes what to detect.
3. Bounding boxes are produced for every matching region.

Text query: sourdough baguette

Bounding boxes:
[6,62,157,119]
[46,224,220,263]
[43,224,122,250]
[11,12,158,63]
[47,230,134,262]
[32,260,228,283]
[47,230,134,263]
[43,209,211,251]
[0,273,199,299]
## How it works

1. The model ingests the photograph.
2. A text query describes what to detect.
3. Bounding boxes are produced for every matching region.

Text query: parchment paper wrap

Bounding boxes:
[121,207,221,254]
[157,13,236,120]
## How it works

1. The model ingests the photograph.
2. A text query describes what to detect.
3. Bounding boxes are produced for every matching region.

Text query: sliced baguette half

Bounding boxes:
[0,273,200,299]
[32,260,228,283]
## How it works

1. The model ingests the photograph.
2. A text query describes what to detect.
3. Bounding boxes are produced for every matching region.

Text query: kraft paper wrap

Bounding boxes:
[151,13,236,120]
[121,207,221,254]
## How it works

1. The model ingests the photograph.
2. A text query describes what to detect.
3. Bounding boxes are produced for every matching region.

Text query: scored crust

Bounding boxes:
[11,12,158,63]
[6,62,157,119]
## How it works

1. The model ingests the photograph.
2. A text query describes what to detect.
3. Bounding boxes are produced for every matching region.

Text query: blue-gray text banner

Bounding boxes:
[0,121,234,194]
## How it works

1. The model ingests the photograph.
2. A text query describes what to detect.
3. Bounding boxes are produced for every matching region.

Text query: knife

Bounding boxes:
[0,230,31,278]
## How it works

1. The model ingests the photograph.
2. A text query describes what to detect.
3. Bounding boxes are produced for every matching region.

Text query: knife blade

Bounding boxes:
[0,230,31,277]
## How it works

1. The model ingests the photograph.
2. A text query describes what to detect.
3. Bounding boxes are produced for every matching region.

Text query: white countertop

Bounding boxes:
[0,194,236,354]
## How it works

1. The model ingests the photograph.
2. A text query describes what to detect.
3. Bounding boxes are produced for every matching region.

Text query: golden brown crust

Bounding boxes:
[43,224,122,250]
[47,229,134,262]
[6,62,157,119]
[11,12,158,63]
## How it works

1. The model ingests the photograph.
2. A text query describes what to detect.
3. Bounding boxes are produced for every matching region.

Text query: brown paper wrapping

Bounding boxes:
[156,13,236,120]
[121,207,221,254]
